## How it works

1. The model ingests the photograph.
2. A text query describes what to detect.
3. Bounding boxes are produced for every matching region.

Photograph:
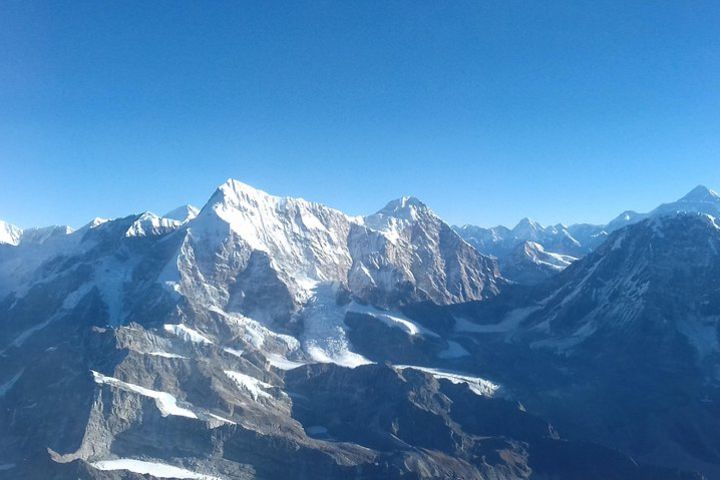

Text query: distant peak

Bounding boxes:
[617,210,638,221]
[376,196,431,221]
[163,204,199,222]
[679,185,719,203]
[85,217,109,230]
[513,217,542,232]
[384,195,427,209]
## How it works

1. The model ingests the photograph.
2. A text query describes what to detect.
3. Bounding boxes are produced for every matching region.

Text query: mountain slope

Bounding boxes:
[0,180,706,479]
[0,180,521,479]
[447,213,720,477]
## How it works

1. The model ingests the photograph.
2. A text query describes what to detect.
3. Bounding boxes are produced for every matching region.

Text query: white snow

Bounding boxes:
[164,205,200,223]
[265,353,307,370]
[223,347,244,358]
[348,303,440,337]
[87,217,109,229]
[164,324,213,345]
[0,370,23,397]
[207,413,236,425]
[199,179,354,296]
[94,257,133,325]
[521,241,576,270]
[91,459,220,479]
[91,371,198,419]
[300,286,373,368]
[210,307,299,352]
[224,370,273,400]
[395,365,500,397]
[148,351,187,359]
[125,212,181,237]
[0,220,22,246]
[305,344,371,368]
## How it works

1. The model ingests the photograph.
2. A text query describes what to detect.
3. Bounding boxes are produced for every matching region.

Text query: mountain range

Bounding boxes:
[1,180,719,479]
[454,185,720,284]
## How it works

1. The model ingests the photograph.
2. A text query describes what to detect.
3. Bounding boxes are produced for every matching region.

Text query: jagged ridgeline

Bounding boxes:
[0,180,718,479]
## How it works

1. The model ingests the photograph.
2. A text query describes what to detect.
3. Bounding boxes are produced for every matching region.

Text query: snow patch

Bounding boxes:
[164,324,213,345]
[148,351,187,359]
[224,370,273,400]
[91,459,220,479]
[265,353,307,370]
[0,220,22,246]
[223,347,244,358]
[92,370,198,419]
[395,365,500,397]
[349,303,440,337]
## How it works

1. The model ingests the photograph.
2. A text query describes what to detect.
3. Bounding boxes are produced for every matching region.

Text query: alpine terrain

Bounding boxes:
[0,180,717,479]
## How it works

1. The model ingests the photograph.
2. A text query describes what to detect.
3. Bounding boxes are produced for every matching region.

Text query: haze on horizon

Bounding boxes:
[1,1,719,229]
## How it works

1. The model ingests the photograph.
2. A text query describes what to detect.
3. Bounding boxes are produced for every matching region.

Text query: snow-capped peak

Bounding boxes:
[125,212,182,237]
[0,220,22,246]
[188,178,355,302]
[651,185,720,219]
[213,178,275,208]
[163,205,199,223]
[512,217,542,235]
[678,185,719,203]
[86,217,110,229]
[373,196,434,223]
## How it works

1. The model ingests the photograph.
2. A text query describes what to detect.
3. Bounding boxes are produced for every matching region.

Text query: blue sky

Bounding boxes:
[1,1,719,229]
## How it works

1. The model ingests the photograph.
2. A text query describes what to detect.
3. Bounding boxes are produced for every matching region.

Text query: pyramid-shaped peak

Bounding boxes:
[218,178,273,200]
[513,217,543,232]
[376,196,432,220]
[679,185,719,203]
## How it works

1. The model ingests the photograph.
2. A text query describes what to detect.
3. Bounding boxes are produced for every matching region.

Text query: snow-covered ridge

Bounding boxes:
[176,178,500,309]
[520,241,576,270]
[395,365,500,397]
[125,212,182,237]
[0,220,22,246]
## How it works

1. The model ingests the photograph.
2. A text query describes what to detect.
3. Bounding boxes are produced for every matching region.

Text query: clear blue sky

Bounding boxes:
[1,1,719,229]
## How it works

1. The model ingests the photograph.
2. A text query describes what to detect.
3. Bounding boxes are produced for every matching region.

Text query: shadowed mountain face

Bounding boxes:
[440,214,720,478]
[0,180,712,479]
